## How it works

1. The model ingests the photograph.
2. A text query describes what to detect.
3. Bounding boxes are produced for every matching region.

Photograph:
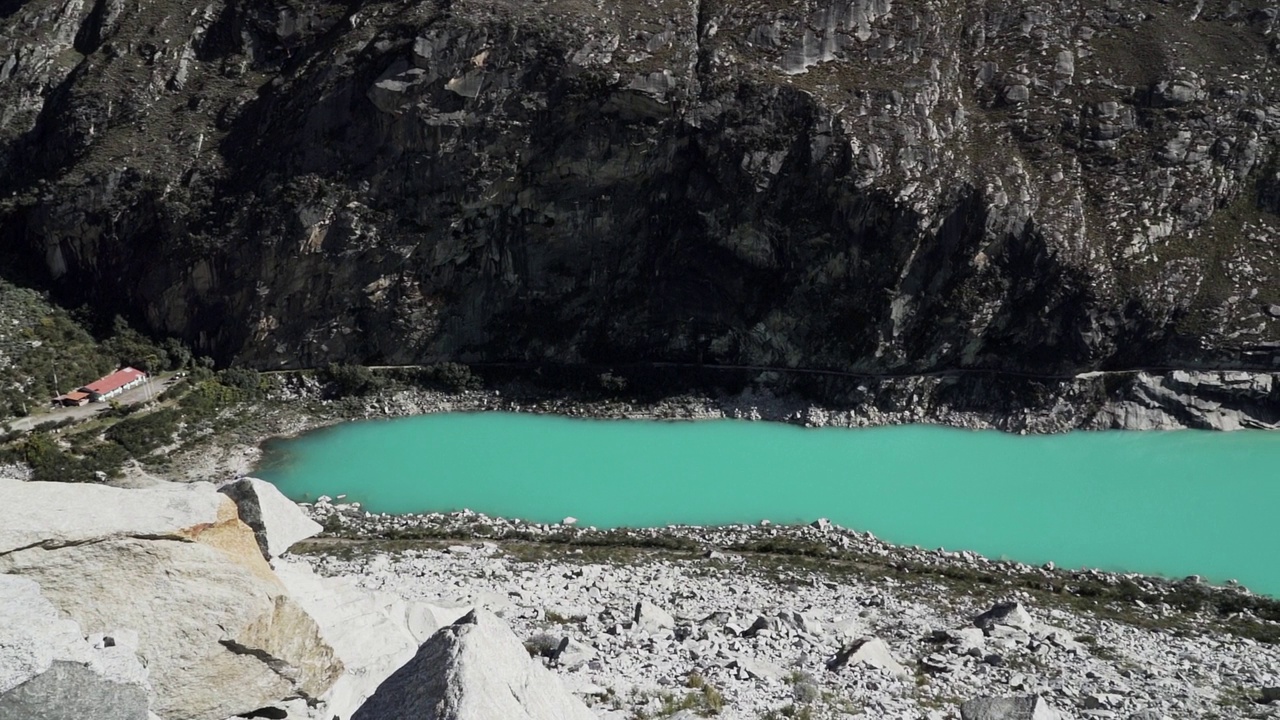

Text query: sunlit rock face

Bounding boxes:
[0,479,342,720]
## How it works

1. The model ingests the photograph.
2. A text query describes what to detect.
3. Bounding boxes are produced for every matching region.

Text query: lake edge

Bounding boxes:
[256,411,1280,598]
[290,495,1280,629]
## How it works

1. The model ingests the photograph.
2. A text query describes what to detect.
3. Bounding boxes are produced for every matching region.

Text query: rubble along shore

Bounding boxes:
[290,496,1280,719]
[144,364,1280,487]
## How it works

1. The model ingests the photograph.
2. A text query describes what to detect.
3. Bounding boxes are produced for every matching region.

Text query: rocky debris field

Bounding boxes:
[297,497,1280,720]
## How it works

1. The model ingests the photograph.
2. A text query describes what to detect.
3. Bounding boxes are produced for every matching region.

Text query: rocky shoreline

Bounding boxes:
[173,366,1280,483]
[301,495,1280,633]
[292,497,1280,719]
[300,367,1280,434]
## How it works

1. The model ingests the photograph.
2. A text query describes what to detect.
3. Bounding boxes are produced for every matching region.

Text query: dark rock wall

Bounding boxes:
[2,0,1279,380]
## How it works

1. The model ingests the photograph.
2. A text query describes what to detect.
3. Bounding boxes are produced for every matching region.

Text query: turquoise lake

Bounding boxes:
[257,413,1280,596]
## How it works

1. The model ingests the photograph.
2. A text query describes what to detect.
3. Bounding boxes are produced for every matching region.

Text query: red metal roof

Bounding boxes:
[82,367,146,395]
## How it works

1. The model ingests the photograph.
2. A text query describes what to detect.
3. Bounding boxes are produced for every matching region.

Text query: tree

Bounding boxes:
[162,338,193,370]
[322,363,383,397]
[421,362,482,393]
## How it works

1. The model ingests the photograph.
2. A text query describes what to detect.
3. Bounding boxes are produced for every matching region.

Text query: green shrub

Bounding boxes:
[321,513,345,535]
[4,432,126,483]
[105,408,180,456]
[321,363,384,397]
[217,367,269,398]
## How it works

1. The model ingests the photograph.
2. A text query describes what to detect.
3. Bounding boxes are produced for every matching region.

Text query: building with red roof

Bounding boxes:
[78,367,148,402]
[53,391,90,407]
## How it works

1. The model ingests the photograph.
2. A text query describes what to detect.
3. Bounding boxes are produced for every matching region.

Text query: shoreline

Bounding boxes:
[50,364,1280,487]
[295,495,1280,638]
[159,383,1280,629]
[292,510,1280,719]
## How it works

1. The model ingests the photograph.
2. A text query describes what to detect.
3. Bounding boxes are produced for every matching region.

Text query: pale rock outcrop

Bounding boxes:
[273,558,444,720]
[633,601,675,634]
[0,480,342,720]
[218,477,323,559]
[0,574,150,720]
[960,695,1064,720]
[0,478,224,553]
[351,609,597,720]
[826,637,909,678]
[974,602,1035,634]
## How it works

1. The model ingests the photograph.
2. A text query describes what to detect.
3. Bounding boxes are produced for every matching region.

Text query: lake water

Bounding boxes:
[257,412,1280,596]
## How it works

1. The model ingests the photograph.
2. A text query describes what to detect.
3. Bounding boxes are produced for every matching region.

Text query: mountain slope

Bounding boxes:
[2,0,1279,384]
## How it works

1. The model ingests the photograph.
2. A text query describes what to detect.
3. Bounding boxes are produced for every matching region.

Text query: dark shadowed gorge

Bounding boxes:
[2,0,1280,426]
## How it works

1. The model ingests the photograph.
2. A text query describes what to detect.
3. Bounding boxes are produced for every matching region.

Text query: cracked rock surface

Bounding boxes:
[0,479,342,720]
[0,574,151,720]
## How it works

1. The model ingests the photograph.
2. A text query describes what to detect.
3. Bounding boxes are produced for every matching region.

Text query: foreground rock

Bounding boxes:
[0,479,342,720]
[0,478,225,553]
[273,558,457,720]
[0,575,150,720]
[219,477,323,559]
[352,609,597,720]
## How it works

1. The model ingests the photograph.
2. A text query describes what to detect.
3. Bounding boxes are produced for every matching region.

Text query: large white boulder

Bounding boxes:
[351,609,598,720]
[218,477,322,559]
[273,558,446,720]
[0,478,225,553]
[0,574,150,720]
[0,480,342,720]
[826,636,909,678]
[633,601,675,634]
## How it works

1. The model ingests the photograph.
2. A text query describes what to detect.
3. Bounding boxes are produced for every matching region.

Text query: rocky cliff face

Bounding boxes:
[2,0,1279,384]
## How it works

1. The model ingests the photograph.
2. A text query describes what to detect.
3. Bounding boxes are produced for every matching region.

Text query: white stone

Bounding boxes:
[779,610,824,636]
[218,477,323,559]
[634,601,675,633]
[975,602,1036,632]
[273,558,449,720]
[961,695,1064,720]
[0,478,224,554]
[727,655,786,681]
[351,610,597,720]
[828,637,909,678]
